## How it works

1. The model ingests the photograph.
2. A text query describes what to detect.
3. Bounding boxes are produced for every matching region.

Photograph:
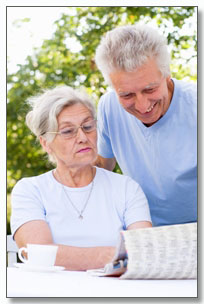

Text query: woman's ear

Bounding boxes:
[39,136,52,154]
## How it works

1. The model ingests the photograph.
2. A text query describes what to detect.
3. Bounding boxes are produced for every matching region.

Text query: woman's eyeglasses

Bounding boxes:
[43,119,97,139]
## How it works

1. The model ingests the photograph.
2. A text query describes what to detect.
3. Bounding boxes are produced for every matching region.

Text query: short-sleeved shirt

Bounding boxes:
[97,78,197,226]
[11,167,151,247]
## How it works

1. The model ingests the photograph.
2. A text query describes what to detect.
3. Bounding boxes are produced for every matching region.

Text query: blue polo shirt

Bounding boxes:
[97,78,197,226]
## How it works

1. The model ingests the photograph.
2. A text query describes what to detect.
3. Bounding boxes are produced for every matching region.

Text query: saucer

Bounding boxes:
[14,263,65,273]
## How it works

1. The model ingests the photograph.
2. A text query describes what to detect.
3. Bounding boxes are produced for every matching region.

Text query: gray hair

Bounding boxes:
[26,86,96,163]
[95,24,171,84]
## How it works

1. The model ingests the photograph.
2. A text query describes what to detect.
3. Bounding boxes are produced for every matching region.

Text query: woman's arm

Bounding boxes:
[14,220,115,271]
[127,221,152,230]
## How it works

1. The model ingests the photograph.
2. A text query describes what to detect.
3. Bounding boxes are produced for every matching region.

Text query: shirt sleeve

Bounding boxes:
[124,177,152,229]
[97,95,115,158]
[10,178,46,238]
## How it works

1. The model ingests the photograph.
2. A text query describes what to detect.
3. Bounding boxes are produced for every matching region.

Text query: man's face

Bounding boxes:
[110,58,173,126]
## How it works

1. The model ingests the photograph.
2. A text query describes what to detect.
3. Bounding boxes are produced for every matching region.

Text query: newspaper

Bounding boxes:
[87,222,197,279]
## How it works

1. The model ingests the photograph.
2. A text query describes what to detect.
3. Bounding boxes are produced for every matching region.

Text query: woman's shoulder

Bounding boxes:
[96,167,138,186]
[12,170,54,192]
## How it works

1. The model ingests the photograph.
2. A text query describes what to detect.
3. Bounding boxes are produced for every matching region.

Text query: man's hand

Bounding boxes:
[94,155,116,171]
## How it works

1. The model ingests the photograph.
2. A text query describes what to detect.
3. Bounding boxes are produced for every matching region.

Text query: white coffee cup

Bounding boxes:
[18,244,58,267]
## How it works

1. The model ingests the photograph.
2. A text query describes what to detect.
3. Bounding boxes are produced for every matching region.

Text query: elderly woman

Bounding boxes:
[11,86,152,270]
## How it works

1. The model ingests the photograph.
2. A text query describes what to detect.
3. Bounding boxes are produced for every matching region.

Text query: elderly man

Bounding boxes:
[95,24,197,226]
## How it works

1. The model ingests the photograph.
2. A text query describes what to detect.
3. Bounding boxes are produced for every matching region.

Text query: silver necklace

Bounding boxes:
[55,170,94,220]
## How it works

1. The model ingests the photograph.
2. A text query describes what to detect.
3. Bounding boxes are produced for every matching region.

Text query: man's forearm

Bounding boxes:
[55,245,115,271]
[94,155,116,171]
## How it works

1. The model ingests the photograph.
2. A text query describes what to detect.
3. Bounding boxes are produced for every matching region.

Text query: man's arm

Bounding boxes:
[14,220,115,271]
[94,155,116,171]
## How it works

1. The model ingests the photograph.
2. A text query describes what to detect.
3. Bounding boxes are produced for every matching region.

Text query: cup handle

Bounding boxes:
[18,247,28,263]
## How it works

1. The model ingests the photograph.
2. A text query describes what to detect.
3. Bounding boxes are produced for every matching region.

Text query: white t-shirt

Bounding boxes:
[11,167,151,247]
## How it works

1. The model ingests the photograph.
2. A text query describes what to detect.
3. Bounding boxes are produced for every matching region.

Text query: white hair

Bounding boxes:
[26,86,96,163]
[95,24,171,84]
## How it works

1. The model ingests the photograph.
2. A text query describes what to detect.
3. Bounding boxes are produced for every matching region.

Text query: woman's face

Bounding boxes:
[45,104,97,169]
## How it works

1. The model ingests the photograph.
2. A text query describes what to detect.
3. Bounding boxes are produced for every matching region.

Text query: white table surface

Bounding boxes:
[7,267,197,298]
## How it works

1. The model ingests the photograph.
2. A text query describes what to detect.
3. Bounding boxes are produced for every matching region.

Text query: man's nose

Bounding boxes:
[134,94,151,114]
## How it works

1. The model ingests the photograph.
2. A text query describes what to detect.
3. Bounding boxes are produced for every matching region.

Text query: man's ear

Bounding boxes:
[39,136,52,154]
[166,75,172,83]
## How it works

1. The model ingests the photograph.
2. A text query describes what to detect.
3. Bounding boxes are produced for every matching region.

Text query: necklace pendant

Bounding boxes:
[79,215,83,220]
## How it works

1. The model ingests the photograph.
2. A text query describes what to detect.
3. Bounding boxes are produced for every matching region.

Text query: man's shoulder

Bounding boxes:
[100,89,117,100]
[174,79,197,98]
[98,90,125,119]
[98,90,118,107]
[173,79,197,112]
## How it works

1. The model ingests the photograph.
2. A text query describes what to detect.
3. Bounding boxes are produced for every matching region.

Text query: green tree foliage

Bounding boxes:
[7,6,197,194]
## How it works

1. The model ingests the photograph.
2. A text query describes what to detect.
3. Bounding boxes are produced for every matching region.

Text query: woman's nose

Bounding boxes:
[75,127,88,142]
